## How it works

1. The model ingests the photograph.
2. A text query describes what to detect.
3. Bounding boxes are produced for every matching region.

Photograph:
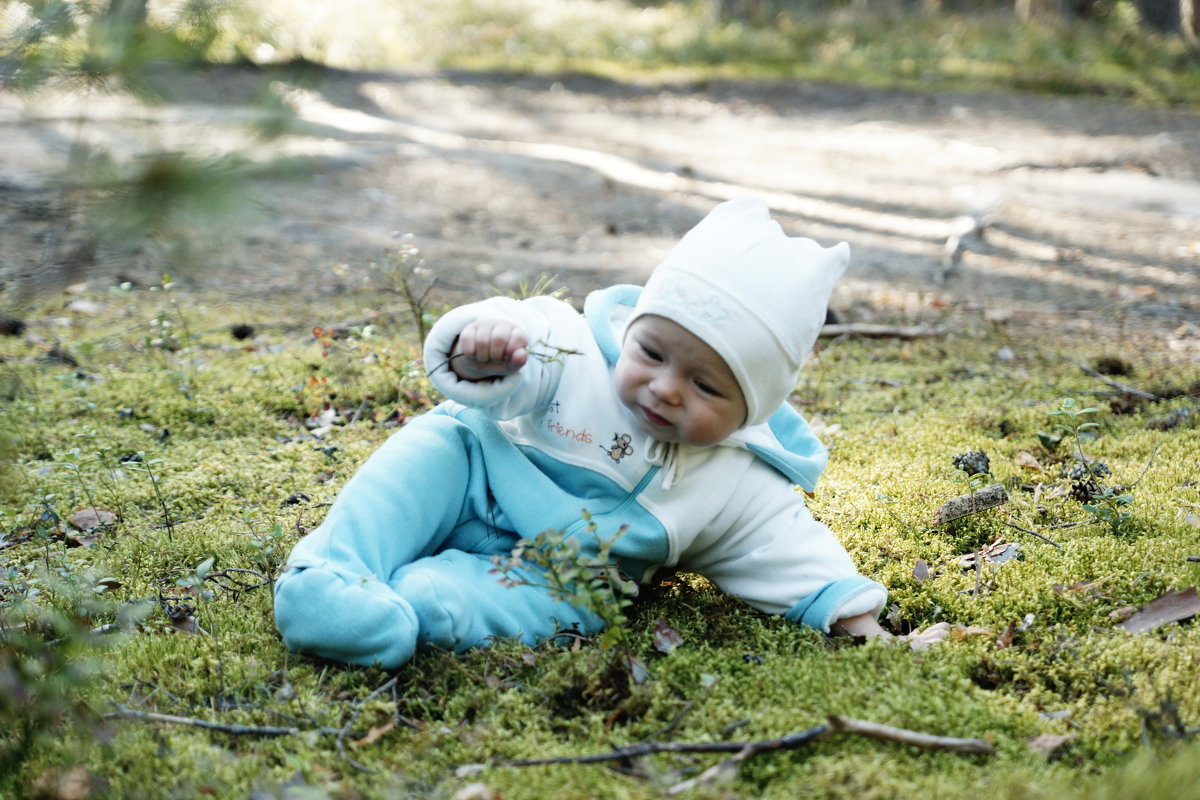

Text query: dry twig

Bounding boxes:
[820,323,947,340]
[335,675,401,774]
[498,714,993,787]
[1078,363,1158,401]
[105,704,340,737]
[1002,521,1062,550]
[933,484,1008,525]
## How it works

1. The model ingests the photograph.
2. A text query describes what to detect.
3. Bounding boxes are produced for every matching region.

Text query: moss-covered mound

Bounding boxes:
[2,283,1199,799]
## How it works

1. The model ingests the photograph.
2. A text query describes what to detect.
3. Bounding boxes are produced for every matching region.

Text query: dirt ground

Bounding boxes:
[2,67,1199,342]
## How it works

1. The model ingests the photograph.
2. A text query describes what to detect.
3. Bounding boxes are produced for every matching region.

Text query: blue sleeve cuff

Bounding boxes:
[784,577,888,632]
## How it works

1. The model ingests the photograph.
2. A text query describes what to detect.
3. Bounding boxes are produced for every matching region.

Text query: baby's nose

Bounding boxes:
[650,373,682,403]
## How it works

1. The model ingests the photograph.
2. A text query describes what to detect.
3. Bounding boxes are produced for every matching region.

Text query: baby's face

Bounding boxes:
[614,315,747,447]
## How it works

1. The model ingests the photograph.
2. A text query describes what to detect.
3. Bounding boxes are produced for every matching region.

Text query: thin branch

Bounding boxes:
[665,743,756,795]
[1128,442,1162,489]
[0,533,34,552]
[663,716,993,795]
[1079,363,1158,401]
[826,715,995,754]
[820,323,947,340]
[641,677,721,743]
[105,704,340,737]
[1002,521,1062,550]
[499,714,992,772]
[205,568,273,592]
[335,675,401,775]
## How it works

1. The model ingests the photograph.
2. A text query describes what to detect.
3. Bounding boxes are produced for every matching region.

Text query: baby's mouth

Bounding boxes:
[640,405,672,428]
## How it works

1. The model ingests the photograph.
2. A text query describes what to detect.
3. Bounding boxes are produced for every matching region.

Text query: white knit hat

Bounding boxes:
[631,197,849,427]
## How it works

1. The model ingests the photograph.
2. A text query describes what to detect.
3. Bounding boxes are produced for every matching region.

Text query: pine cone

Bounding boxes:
[953,450,991,476]
[1067,461,1111,481]
[1071,480,1101,503]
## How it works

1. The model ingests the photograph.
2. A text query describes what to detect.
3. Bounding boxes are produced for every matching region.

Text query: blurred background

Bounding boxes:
[1,1,1198,331]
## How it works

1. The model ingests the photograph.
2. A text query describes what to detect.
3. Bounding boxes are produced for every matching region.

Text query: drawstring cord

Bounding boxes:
[645,439,683,490]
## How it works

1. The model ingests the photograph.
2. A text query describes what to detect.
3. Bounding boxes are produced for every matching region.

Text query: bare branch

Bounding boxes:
[826,715,995,754]
[1079,363,1158,401]
[335,675,401,775]
[820,323,947,339]
[105,704,340,737]
[500,714,993,775]
[933,484,1008,525]
[1002,521,1062,550]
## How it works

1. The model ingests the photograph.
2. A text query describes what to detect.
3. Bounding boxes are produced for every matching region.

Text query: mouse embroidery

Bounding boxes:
[602,433,634,463]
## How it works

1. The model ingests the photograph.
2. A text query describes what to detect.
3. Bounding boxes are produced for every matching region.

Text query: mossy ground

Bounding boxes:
[2,284,1200,799]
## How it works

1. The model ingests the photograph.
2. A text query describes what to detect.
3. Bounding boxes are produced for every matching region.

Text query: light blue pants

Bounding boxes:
[273,413,604,668]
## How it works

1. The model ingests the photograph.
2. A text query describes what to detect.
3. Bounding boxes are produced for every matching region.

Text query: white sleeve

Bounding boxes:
[678,460,886,629]
[422,296,568,420]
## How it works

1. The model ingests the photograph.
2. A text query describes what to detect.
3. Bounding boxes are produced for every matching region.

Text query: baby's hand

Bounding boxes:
[451,318,529,381]
[903,621,951,651]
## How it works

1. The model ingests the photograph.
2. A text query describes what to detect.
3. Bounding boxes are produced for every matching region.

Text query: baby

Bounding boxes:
[274,196,937,668]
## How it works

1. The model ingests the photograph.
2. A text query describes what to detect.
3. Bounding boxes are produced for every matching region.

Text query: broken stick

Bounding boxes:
[1078,363,1158,400]
[933,483,1009,525]
[500,714,993,772]
[820,323,947,339]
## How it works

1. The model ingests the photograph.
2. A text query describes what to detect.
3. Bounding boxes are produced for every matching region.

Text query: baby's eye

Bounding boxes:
[695,380,721,397]
[640,343,663,362]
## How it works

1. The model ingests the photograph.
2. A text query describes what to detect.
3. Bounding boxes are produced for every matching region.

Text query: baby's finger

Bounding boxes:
[485,324,514,363]
[505,328,529,369]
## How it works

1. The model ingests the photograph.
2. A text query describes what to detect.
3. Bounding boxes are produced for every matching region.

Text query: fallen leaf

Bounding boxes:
[1117,587,1200,634]
[351,720,395,748]
[995,622,1016,649]
[626,655,649,684]
[950,625,994,640]
[63,530,101,548]
[1013,452,1046,472]
[96,577,123,593]
[1028,732,1077,758]
[913,559,929,583]
[1108,606,1137,623]
[67,508,117,531]
[652,618,684,654]
[454,764,487,779]
[1185,512,1200,528]
[453,783,504,800]
[32,765,92,800]
[982,541,1020,564]
[170,615,206,635]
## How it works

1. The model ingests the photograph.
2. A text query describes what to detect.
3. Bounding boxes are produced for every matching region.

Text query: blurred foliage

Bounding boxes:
[0,1,1196,295]
[0,1,306,292]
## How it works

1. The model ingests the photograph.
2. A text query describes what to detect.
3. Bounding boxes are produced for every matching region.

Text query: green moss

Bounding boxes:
[3,286,1199,798]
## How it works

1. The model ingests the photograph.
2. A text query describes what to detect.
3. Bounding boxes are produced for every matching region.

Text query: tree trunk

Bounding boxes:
[1135,0,1182,31]
[1183,0,1198,41]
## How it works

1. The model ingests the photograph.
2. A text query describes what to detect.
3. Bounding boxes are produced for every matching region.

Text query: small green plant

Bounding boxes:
[334,234,441,342]
[1048,396,1100,457]
[503,273,571,303]
[143,274,198,399]
[176,556,216,604]
[1082,486,1135,537]
[51,446,102,523]
[0,607,100,786]
[493,511,636,652]
[1049,397,1135,536]
[123,451,174,541]
[244,515,287,571]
